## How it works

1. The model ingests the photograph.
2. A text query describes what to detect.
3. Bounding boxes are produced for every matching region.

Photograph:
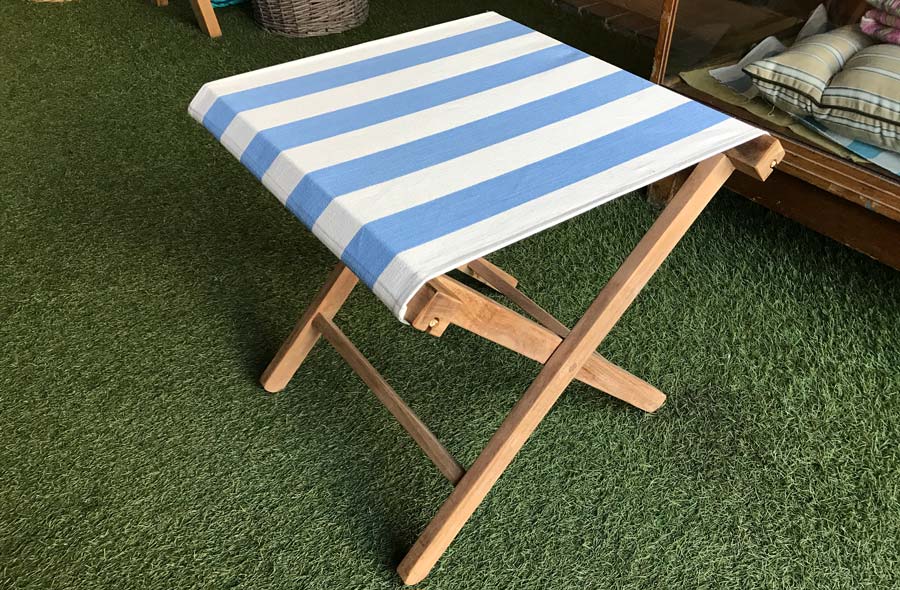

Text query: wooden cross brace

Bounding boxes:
[259,136,784,584]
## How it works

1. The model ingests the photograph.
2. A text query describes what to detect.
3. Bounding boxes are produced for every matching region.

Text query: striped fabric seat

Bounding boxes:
[189,12,763,320]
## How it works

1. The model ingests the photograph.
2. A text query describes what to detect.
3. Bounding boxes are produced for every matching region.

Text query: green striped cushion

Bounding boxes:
[818,44,900,151]
[744,26,872,116]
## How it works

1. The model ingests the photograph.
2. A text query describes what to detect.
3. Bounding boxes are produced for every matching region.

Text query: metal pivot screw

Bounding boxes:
[428,318,440,328]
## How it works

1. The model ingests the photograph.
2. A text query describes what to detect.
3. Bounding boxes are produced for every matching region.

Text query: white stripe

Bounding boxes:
[188,12,508,120]
[375,120,765,319]
[311,84,691,258]
[220,32,560,159]
[260,56,616,201]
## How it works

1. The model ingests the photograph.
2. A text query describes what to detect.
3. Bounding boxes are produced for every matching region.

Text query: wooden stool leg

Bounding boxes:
[189,0,222,38]
[397,154,736,584]
[260,263,358,392]
[457,257,519,292]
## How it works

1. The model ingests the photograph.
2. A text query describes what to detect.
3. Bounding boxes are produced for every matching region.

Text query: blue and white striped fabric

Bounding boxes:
[798,117,900,176]
[189,12,764,321]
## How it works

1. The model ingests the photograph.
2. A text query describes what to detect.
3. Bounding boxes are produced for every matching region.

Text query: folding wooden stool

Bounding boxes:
[189,12,784,583]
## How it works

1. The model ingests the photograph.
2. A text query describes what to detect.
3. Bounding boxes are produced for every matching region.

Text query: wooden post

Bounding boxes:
[650,0,680,85]
[189,0,222,38]
[647,0,682,203]
[260,263,358,392]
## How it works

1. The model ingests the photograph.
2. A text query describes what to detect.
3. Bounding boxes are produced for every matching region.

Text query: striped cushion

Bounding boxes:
[744,26,872,116]
[860,13,900,45]
[190,12,764,320]
[818,44,900,151]
[867,0,900,18]
[864,9,900,27]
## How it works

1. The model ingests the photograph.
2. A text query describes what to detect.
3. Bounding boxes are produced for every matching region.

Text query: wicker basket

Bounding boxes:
[252,0,368,37]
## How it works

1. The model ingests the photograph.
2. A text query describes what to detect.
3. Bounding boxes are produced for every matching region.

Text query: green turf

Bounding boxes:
[1,1,898,588]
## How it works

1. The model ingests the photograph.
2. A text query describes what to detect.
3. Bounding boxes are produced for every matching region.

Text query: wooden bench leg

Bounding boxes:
[260,263,358,392]
[397,154,736,584]
[189,0,222,38]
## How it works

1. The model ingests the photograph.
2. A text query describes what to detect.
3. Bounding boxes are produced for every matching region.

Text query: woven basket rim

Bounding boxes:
[252,0,368,37]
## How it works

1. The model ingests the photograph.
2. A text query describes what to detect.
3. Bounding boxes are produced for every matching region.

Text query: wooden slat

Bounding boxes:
[782,142,900,222]
[312,314,466,486]
[466,258,569,337]
[457,257,518,290]
[398,154,737,585]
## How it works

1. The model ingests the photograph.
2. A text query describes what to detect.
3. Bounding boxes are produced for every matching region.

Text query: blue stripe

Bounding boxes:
[287,70,648,227]
[241,44,585,179]
[847,140,880,158]
[341,101,729,287]
[201,20,532,139]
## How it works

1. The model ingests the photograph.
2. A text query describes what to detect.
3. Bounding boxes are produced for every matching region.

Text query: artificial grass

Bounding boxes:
[1,1,898,588]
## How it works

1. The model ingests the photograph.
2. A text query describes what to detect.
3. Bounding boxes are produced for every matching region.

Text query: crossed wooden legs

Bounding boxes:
[260,142,782,583]
[397,153,736,583]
